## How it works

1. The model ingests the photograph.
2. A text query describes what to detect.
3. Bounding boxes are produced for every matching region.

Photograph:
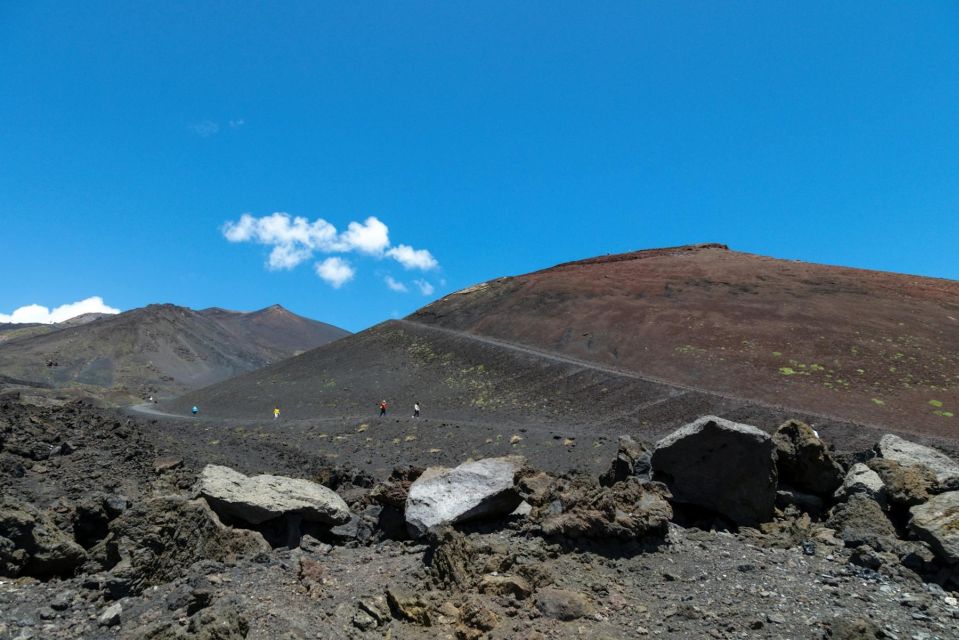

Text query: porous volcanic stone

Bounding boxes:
[909,491,959,564]
[651,416,777,526]
[0,500,87,578]
[405,456,524,538]
[827,493,897,547]
[772,419,843,496]
[877,434,959,491]
[198,465,350,526]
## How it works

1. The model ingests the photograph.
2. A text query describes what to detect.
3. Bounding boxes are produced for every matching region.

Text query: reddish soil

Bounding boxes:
[412,244,959,439]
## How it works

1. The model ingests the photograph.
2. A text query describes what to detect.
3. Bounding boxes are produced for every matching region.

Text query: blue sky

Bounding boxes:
[1,2,957,332]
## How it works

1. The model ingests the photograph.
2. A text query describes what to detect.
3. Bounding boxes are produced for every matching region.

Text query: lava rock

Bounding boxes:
[651,416,777,526]
[599,435,651,486]
[834,464,886,504]
[0,500,86,578]
[772,419,843,496]
[405,456,524,538]
[198,464,351,526]
[909,490,959,564]
[867,458,936,508]
[876,434,959,491]
[535,587,595,620]
[537,476,673,540]
[826,493,897,547]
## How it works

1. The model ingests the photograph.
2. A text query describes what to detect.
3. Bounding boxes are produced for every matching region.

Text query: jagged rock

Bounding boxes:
[826,494,897,547]
[536,476,672,540]
[478,574,531,599]
[876,434,959,491]
[772,420,843,496]
[457,596,499,639]
[153,456,183,474]
[109,496,270,596]
[516,470,554,507]
[834,464,886,503]
[97,602,121,627]
[0,500,86,578]
[198,464,350,526]
[909,491,959,564]
[405,456,524,538]
[534,587,595,620]
[599,435,651,486]
[428,526,479,589]
[386,586,431,625]
[651,416,777,526]
[867,458,936,507]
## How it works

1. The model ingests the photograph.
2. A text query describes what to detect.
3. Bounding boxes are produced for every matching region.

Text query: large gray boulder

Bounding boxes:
[405,456,524,538]
[909,491,959,564]
[877,435,959,491]
[198,465,350,526]
[651,416,777,526]
[772,420,843,496]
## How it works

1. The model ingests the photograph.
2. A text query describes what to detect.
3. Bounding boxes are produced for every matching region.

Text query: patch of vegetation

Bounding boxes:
[933,411,954,418]
[871,398,885,405]
[928,399,943,408]
[779,367,796,376]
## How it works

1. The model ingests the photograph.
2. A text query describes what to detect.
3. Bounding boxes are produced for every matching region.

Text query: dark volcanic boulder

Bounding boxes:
[109,496,270,595]
[772,419,843,496]
[651,416,778,526]
[826,493,897,547]
[0,500,86,578]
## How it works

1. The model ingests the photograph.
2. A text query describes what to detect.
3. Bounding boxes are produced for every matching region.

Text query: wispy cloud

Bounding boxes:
[222,212,440,288]
[229,118,245,128]
[0,296,120,324]
[314,257,355,288]
[190,120,220,137]
[413,279,435,296]
[384,275,408,292]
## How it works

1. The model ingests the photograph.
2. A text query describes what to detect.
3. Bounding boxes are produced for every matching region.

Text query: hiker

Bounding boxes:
[413,401,420,418]
[273,407,280,420]
[192,406,199,416]
[379,400,388,416]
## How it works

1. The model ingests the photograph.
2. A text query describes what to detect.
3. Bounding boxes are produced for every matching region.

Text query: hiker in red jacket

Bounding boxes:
[379,400,388,416]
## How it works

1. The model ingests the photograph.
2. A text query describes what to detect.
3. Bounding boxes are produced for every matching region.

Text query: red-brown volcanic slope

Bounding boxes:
[412,244,959,438]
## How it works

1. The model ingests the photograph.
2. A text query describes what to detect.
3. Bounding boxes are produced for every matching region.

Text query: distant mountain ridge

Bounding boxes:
[0,303,349,402]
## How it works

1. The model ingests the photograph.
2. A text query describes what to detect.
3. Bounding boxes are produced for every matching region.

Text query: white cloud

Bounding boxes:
[191,120,219,137]
[222,212,440,287]
[341,217,390,255]
[0,296,120,324]
[229,118,245,128]
[384,276,408,292]
[386,244,439,270]
[314,257,355,288]
[413,279,435,296]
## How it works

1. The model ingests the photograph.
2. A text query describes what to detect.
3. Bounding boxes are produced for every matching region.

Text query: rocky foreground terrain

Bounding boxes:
[1,398,958,639]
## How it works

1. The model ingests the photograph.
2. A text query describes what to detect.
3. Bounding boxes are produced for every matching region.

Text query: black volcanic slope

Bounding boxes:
[0,304,348,401]
[171,245,958,445]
